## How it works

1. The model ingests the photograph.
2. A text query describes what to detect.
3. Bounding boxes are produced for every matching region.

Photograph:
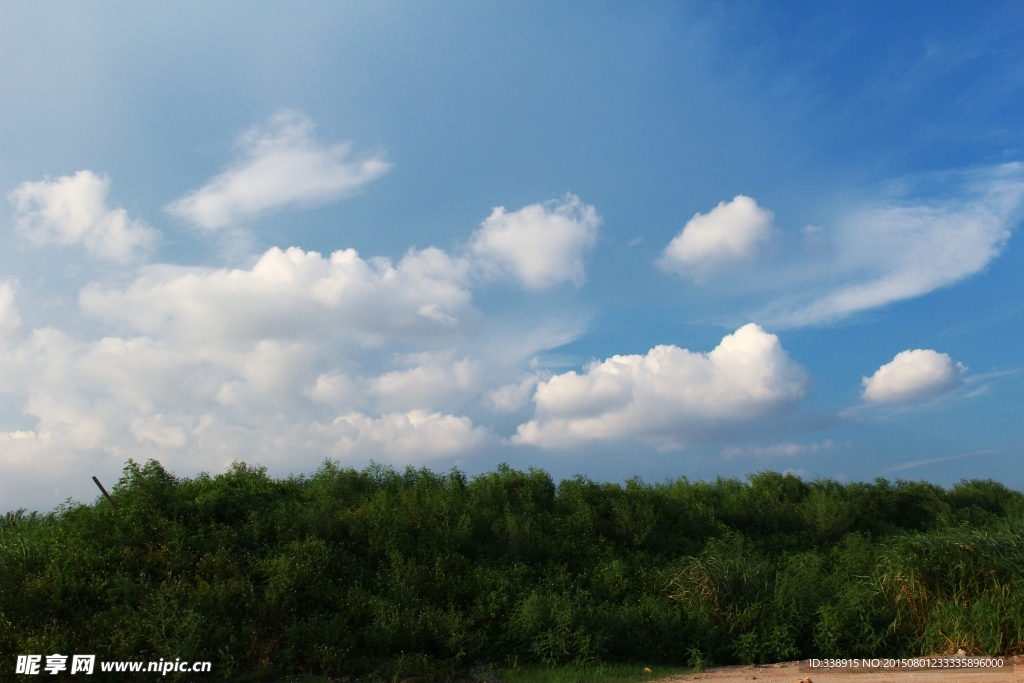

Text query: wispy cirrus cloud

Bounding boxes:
[768,164,1024,327]
[886,448,1011,473]
[720,439,843,460]
[165,110,391,229]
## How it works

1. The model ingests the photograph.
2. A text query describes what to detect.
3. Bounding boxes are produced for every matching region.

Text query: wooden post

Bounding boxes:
[92,476,119,511]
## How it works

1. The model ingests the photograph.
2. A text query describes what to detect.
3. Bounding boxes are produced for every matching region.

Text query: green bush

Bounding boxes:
[1,461,1022,682]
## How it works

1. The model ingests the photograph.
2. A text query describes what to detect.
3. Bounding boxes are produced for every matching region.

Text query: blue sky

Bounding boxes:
[2,2,1024,511]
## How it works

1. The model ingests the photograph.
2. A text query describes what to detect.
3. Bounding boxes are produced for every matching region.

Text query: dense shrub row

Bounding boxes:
[2,460,1024,681]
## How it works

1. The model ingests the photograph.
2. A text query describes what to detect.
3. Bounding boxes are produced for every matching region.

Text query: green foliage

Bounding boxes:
[2,462,1023,682]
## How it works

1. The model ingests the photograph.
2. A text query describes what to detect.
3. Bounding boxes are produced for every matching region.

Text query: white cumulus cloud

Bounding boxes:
[487,374,545,412]
[79,245,472,349]
[165,110,391,229]
[0,244,479,500]
[862,349,964,404]
[470,194,600,289]
[659,195,773,278]
[0,280,20,339]
[0,177,628,511]
[319,410,489,459]
[513,323,808,449]
[9,170,158,262]
[370,354,480,412]
[0,222,586,509]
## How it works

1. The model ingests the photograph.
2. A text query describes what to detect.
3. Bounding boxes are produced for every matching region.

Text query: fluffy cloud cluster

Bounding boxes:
[1,114,829,512]
[13,111,1007,510]
[862,349,964,404]
[367,354,480,412]
[165,111,391,229]
[323,410,489,458]
[0,249,490,506]
[0,181,606,510]
[659,195,773,278]
[0,228,820,510]
[514,324,808,449]
[9,170,158,262]
[81,245,473,348]
[471,194,600,289]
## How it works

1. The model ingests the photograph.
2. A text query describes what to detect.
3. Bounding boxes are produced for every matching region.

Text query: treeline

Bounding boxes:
[2,460,1024,681]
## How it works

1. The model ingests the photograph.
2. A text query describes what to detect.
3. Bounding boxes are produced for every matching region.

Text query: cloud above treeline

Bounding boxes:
[514,323,808,450]
[0,131,621,506]
[2,111,1016,509]
[0,190,819,507]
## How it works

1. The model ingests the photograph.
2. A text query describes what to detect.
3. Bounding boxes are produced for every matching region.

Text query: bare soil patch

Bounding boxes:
[663,657,1023,683]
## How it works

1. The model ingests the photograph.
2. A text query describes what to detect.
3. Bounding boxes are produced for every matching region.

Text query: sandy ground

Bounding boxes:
[662,657,1023,683]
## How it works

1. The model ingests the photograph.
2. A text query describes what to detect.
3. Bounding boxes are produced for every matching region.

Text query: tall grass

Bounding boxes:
[1,461,1022,682]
